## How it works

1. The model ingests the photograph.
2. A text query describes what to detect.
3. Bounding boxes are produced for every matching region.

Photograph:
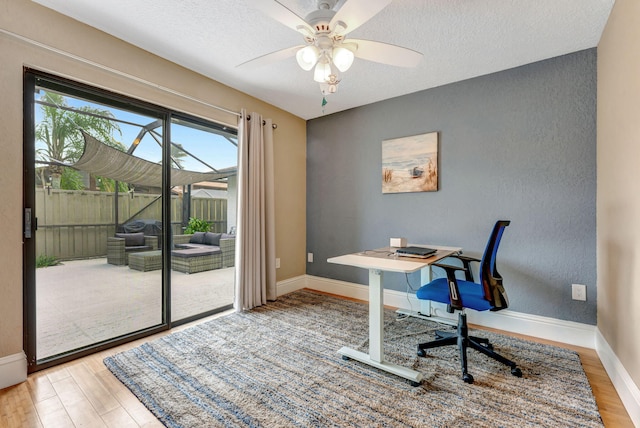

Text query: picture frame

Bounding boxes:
[382,131,438,194]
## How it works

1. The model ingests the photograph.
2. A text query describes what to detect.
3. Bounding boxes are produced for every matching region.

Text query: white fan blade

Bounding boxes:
[330,0,392,34]
[253,0,314,36]
[237,45,304,68]
[349,39,422,68]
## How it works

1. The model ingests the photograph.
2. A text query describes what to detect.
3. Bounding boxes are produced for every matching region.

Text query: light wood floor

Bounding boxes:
[0,294,635,427]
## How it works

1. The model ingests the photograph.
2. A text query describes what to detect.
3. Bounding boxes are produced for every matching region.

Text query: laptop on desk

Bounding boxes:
[395,246,437,258]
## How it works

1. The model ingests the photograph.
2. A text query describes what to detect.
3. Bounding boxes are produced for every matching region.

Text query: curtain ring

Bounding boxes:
[246,114,277,129]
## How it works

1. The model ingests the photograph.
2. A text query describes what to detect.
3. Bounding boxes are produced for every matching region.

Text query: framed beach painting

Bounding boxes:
[382,132,438,194]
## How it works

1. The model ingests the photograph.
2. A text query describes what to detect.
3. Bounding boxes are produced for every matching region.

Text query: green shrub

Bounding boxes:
[60,167,85,190]
[36,255,60,268]
[184,217,211,234]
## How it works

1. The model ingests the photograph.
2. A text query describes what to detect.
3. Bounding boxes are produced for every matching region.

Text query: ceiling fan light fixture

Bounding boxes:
[296,45,320,71]
[242,0,423,103]
[332,44,356,72]
[313,61,332,83]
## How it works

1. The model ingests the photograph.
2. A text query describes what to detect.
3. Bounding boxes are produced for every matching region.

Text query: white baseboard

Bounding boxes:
[305,274,596,348]
[276,274,307,296]
[595,329,640,426]
[0,352,27,390]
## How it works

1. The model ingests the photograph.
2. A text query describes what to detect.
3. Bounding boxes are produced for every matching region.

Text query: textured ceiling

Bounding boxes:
[33,0,614,120]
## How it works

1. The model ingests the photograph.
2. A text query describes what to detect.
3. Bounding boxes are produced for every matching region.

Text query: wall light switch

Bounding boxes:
[307,252,314,263]
[275,258,280,269]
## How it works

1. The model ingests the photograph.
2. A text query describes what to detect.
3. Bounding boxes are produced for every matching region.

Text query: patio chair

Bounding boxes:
[107,232,158,266]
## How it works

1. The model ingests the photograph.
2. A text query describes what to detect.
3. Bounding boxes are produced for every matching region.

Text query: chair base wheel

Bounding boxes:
[341,355,351,361]
[410,380,422,387]
[416,312,522,384]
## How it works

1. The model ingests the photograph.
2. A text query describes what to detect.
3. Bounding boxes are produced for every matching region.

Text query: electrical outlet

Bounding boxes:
[307,252,314,263]
[275,258,280,269]
[571,284,587,301]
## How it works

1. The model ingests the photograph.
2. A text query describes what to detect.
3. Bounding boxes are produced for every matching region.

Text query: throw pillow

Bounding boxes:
[204,232,222,246]
[189,232,206,244]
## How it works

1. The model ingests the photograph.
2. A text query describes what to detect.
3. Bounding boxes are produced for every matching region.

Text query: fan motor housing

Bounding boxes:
[305,9,336,33]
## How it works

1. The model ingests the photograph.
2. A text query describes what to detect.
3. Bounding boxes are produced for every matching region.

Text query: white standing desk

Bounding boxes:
[327,245,461,385]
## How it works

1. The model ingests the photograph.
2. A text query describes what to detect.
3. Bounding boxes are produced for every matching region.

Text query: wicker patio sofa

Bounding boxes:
[172,232,236,272]
[107,232,158,265]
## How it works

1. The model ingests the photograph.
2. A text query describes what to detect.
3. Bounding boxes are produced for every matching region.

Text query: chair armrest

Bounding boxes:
[431,262,466,272]
[107,236,125,247]
[220,238,235,252]
[220,238,236,267]
[144,235,158,250]
[456,254,480,263]
[443,254,479,281]
[172,234,192,246]
[107,237,125,265]
[430,262,464,310]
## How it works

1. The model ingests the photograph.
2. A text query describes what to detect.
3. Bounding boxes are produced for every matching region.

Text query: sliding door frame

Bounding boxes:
[23,70,195,372]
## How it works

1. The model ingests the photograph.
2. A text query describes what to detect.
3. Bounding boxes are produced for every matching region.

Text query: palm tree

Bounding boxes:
[35,91,123,188]
[170,143,188,169]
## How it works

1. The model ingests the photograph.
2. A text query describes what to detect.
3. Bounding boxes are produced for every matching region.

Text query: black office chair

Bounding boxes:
[416,220,522,384]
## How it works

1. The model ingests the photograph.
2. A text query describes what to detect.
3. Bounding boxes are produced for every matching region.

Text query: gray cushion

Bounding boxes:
[126,245,152,251]
[115,232,145,247]
[204,232,222,246]
[172,248,220,258]
[189,232,206,244]
[221,233,235,239]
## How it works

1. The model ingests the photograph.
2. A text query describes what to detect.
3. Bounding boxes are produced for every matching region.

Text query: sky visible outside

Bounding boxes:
[34,91,238,173]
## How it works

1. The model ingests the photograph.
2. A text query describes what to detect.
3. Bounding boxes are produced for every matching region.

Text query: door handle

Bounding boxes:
[24,208,32,239]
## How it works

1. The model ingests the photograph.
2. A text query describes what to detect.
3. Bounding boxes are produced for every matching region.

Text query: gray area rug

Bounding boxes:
[104,290,603,427]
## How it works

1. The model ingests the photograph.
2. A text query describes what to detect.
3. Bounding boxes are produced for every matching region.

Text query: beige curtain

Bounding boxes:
[234,109,276,311]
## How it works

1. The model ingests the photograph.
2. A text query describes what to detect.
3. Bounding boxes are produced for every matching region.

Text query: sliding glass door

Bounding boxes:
[169,116,237,323]
[24,70,237,371]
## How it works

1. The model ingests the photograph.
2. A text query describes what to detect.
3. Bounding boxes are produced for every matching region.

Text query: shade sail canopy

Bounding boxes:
[73,131,236,187]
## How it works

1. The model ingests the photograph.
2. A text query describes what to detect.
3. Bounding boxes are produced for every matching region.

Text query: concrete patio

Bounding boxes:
[36,257,234,359]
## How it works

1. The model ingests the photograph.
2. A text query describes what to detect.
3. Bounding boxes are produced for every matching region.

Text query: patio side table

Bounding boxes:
[128,250,162,272]
[171,248,222,274]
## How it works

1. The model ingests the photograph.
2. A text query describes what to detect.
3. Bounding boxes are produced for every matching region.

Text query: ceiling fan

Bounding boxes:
[239,0,423,95]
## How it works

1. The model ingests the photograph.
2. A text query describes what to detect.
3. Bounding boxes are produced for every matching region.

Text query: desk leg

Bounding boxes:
[369,269,384,362]
[338,269,423,386]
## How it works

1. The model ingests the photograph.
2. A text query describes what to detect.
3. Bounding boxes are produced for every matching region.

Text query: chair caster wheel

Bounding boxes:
[511,367,522,377]
[410,380,422,387]
[417,349,426,357]
[485,344,494,350]
[341,355,351,361]
[463,373,474,384]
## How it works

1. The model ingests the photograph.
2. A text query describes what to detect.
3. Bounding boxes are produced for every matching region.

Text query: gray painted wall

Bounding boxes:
[306,49,597,325]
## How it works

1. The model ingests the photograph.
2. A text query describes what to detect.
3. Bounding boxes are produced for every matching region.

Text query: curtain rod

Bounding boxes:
[2,28,246,121]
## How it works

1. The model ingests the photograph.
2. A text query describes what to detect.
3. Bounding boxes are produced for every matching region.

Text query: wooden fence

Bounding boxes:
[35,188,227,260]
